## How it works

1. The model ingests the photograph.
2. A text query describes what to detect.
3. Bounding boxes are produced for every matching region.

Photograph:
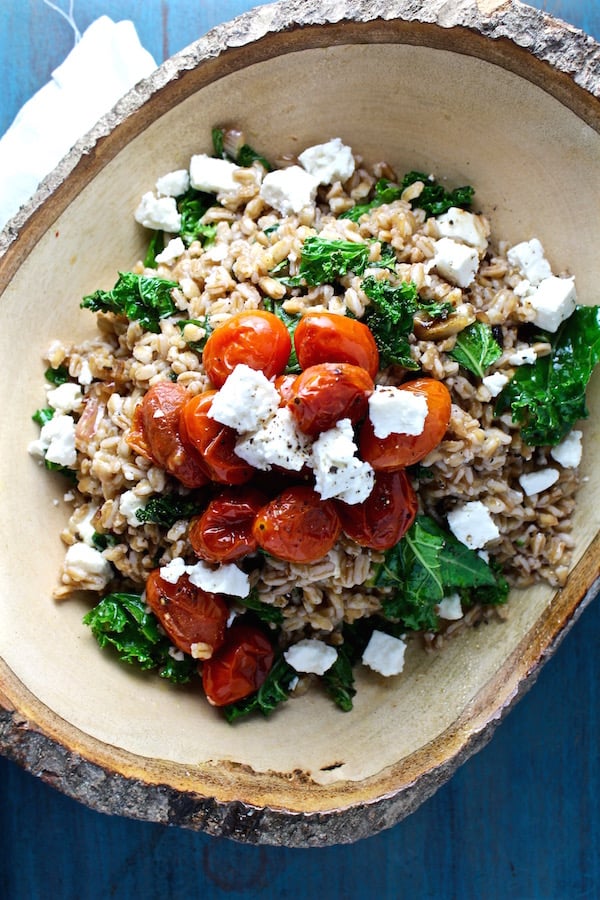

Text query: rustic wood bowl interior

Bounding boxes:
[1,0,599,846]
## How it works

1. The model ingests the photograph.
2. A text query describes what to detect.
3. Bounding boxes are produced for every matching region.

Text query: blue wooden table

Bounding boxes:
[1,2,599,897]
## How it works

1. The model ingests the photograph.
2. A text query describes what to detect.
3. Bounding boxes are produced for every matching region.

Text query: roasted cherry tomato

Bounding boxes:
[293,311,379,379]
[180,391,255,485]
[202,310,292,388]
[335,470,418,550]
[145,569,229,658]
[253,486,342,563]
[202,622,275,707]
[127,382,208,488]
[359,378,452,470]
[287,362,373,435]
[189,486,268,563]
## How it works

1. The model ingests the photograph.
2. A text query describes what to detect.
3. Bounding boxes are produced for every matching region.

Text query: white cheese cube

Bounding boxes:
[64,542,112,584]
[29,414,77,467]
[134,191,181,232]
[550,430,582,469]
[436,592,463,621]
[119,490,145,527]
[311,418,375,504]
[507,238,552,285]
[284,639,337,675]
[208,364,280,433]
[75,505,99,545]
[159,557,250,598]
[525,275,577,333]
[431,237,479,288]
[155,236,186,264]
[434,207,488,253]
[298,137,355,185]
[189,153,241,194]
[46,382,83,414]
[481,372,509,397]
[508,347,537,366]
[259,165,319,216]
[362,630,407,677]
[518,468,560,496]
[155,169,190,197]
[368,385,428,439]
[77,360,93,386]
[447,500,500,549]
[235,407,312,472]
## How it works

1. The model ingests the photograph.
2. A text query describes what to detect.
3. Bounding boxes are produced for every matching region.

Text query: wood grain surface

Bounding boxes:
[1,1,599,897]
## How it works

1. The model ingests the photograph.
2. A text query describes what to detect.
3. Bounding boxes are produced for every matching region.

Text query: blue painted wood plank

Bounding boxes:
[1,2,599,899]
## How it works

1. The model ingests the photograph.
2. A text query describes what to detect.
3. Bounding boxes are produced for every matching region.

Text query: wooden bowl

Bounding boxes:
[1,0,599,846]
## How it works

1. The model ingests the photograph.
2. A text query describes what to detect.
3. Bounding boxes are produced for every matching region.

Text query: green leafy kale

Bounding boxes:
[44,460,77,481]
[83,592,196,683]
[262,298,302,373]
[177,188,217,246]
[240,590,284,626]
[222,655,296,723]
[91,532,118,551]
[361,276,420,369]
[401,171,475,218]
[176,316,213,353]
[448,321,502,378]
[294,236,372,285]
[371,515,508,632]
[339,178,403,222]
[495,305,600,447]
[44,365,69,386]
[135,494,205,528]
[81,272,178,333]
[212,126,272,171]
[32,407,54,426]
[143,229,165,267]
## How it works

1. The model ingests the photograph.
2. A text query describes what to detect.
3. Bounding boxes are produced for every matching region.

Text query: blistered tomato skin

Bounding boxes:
[128,381,208,488]
[294,312,380,379]
[336,470,418,550]
[287,363,374,435]
[202,310,292,388]
[189,486,268,563]
[202,622,275,706]
[145,569,229,657]
[179,391,255,485]
[253,486,342,563]
[360,378,452,470]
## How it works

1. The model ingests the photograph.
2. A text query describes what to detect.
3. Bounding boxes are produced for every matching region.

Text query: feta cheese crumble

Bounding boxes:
[298,137,355,185]
[155,169,190,197]
[259,165,319,215]
[189,153,241,194]
[431,237,479,288]
[28,414,77,467]
[507,238,552,285]
[208,364,280,433]
[235,406,312,472]
[434,207,488,253]
[46,382,83,414]
[436,592,463,621]
[368,385,428,439]
[284,639,338,675]
[447,500,500,549]
[481,372,509,397]
[518,468,560,497]
[362,630,407,677]
[159,557,250,598]
[155,236,186,264]
[524,275,577,333]
[134,191,181,233]
[119,490,145,527]
[311,418,375,504]
[508,347,538,366]
[550,430,582,469]
[64,542,112,585]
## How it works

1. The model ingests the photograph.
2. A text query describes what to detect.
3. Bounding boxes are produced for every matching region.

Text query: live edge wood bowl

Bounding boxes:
[0,0,599,847]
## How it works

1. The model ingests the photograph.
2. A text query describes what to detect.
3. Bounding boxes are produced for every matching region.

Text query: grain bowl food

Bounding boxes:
[28,128,600,721]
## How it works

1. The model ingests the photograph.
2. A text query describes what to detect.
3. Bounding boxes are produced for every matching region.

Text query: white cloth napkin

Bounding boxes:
[0,15,156,229]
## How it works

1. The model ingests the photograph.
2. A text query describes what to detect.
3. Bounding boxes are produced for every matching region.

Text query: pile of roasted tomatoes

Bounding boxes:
[126,309,451,706]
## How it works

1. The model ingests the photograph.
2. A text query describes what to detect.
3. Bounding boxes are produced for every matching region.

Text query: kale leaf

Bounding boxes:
[262,298,302,373]
[371,516,508,632]
[143,229,165,267]
[222,655,296,723]
[135,494,205,528]
[361,276,420,369]
[495,305,600,447]
[176,317,214,353]
[83,592,196,684]
[401,171,474,218]
[295,236,372,285]
[44,365,70,386]
[339,178,403,222]
[177,188,217,247]
[240,590,285,626]
[448,321,502,378]
[32,407,54,426]
[81,272,178,333]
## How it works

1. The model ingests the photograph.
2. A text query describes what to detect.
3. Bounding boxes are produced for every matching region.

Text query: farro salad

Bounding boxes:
[29,128,600,721]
